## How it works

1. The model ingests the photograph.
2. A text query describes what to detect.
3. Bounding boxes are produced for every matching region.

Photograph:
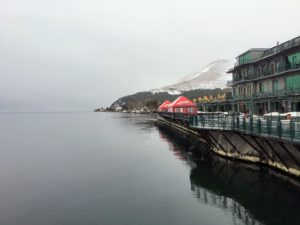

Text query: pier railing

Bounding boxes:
[159,112,191,122]
[159,112,300,143]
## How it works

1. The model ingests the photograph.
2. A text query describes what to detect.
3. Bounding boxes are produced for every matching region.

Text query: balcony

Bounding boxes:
[233,94,252,100]
[232,73,255,84]
[232,63,300,85]
[226,80,233,86]
[232,88,300,101]
[259,63,300,77]
[262,36,300,58]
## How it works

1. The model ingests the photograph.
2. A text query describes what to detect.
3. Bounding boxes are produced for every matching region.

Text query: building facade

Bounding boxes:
[228,36,300,115]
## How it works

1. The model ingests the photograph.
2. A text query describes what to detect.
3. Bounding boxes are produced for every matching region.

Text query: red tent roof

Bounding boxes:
[158,100,171,110]
[169,96,196,108]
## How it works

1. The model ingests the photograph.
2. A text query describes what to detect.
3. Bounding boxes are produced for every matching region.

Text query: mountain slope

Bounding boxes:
[151,59,232,94]
[110,88,224,110]
[109,59,233,110]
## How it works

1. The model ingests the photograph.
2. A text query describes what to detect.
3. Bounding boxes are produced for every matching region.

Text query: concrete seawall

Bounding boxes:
[157,115,300,179]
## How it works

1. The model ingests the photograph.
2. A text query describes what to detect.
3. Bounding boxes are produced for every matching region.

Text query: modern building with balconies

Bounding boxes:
[228,36,300,115]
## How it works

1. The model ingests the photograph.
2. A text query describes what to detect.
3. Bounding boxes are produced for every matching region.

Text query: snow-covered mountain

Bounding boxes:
[109,59,233,110]
[151,59,233,95]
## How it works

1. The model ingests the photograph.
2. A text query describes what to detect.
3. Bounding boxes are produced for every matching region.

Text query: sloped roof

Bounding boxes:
[158,100,171,109]
[169,96,196,108]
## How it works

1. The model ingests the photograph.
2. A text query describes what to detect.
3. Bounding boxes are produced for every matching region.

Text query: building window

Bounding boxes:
[247,85,252,95]
[262,64,267,75]
[257,67,262,77]
[275,60,280,72]
[273,79,279,93]
[238,72,242,80]
[247,68,250,78]
[238,86,244,96]
[293,56,297,69]
[286,74,300,90]
[287,52,300,70]
[270,63,275,74]
[241,70,246,79]
[259,82,264,93]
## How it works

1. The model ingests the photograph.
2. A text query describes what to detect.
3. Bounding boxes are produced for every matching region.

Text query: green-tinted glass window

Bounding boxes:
[288,52,300,69]
[239,52,251,65]
[286,74,300,90]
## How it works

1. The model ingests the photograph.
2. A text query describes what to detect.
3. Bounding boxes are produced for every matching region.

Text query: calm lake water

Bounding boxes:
[0,112,299,225]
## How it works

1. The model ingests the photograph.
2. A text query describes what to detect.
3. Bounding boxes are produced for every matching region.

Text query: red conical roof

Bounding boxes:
[169,96,196,107]
[158,100,171,110]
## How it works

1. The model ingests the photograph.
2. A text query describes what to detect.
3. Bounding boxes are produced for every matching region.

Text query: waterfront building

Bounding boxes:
[167,96,197,114]
[158,100,171,112]
[228,36,300,115]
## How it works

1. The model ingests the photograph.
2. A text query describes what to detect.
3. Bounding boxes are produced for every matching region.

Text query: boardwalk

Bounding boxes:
[160,112,300,143]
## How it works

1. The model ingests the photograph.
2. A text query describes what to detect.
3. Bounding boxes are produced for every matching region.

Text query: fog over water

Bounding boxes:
[0,0,299,111]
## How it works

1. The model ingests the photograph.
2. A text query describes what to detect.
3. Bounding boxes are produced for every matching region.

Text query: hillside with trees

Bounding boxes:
[109,88,225,111]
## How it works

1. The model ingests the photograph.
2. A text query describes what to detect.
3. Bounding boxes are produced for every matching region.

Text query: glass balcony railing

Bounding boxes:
[232,63,300,84]
[232,88,300,100]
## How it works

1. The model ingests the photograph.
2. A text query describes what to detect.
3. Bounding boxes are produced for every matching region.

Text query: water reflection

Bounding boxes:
[111,113,157,133]
[156,122,300,225]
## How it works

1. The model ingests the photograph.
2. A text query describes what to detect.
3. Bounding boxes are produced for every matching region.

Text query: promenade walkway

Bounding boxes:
[160,112,300,143]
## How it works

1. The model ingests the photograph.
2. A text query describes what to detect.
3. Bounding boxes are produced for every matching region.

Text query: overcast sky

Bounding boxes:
[0,0,299,111]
